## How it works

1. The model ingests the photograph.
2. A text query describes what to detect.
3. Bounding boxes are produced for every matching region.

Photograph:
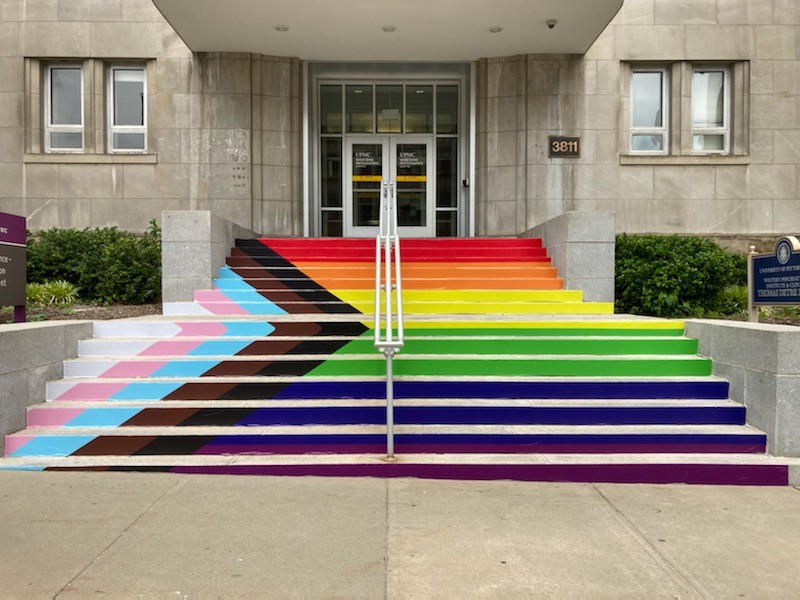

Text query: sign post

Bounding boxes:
[0,211,26,323]
[749,236,800,323]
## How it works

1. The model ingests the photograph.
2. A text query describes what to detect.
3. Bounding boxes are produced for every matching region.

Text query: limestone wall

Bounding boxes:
[477,0,800,236]
[0,0,302,235]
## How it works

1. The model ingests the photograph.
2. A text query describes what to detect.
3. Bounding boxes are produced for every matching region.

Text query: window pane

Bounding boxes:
[631,71,663,128]
[376,85,403,133]
[406,85,433,133]
[112,132,146,150]
[320,85,342,134]
[436,211,458,237]
[113,69,145,126]
[321,138,342,208]
[437,86,458,134]
[346,85,373,133]
[693,134,725,152]
[51,68,82,125]
[321,211,343,237]
[631,133,664,152]
[436,138,458,208]
[692,71,724,128]
[50,131,82,149]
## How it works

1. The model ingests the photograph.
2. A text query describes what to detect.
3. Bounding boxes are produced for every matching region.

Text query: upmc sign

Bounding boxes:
[0,211,26,307]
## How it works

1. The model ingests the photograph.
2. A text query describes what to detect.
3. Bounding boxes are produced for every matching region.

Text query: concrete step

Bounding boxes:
[60,354,714,379]
[45,376,731,402]
[4,424,769,458]
[24,399,748,428]
[77,336,699,358]
[4,453,797,485]
[90,318,687,339]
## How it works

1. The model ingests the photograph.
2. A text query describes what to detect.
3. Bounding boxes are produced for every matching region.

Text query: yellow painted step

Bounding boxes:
[334,289,584,303]
[348,300,615,315]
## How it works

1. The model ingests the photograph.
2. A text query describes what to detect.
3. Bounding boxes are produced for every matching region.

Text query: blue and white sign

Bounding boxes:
[752,236,800,306]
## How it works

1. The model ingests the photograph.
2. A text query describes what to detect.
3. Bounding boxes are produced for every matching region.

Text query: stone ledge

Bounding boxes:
[620,154,750,166]
[24,153,158,164]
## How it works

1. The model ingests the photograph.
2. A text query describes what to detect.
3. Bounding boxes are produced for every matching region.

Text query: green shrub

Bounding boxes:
[26,280,79,306]
[27,220,161,304]
[615,234,746,317]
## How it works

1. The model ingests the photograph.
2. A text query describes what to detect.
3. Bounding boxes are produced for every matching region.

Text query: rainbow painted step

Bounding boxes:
[3,237,798,485]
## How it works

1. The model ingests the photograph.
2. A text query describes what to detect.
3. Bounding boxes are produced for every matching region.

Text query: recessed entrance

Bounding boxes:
[309,64,471,238]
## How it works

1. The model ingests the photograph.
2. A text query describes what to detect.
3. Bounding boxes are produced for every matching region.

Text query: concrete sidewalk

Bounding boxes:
[2,473,800,598]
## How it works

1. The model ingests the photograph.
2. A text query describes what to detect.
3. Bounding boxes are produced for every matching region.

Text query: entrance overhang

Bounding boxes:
[152,0,623,61]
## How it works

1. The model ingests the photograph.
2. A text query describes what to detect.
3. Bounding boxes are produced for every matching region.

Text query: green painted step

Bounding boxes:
[338,337,699,356]
[308,356,713,377]
[380,328,687,338]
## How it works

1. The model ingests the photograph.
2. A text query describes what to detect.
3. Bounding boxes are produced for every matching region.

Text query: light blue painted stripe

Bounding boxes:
[214,269,287,315]
[223,322,276,337]
[66,408,142,428]
[218,266,237,279]
[214,278,254,291]
[111,382,183,401]
[151,361,220,378]
[9,436,96,458]
[188,340,252,356]
[237,302,288,316]
[0,465,47,471]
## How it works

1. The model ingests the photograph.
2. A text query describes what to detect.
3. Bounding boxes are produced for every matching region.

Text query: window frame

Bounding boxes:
[690,64,730,155]
[629,66,669,156]
[107,64,148,154]
[44,63,85,154]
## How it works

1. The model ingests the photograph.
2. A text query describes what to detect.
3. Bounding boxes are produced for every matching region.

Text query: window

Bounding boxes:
[630,68,668,155]
[108,66,147,153]
[691,66,729,154]
[623,62,745,159]
[45,65,84,152]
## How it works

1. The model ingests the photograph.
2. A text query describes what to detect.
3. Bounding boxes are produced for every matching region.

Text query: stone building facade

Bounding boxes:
[0,0,798,238]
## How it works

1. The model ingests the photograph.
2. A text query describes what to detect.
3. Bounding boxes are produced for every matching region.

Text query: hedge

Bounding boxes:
[27,220,161,305]
[615,234,746,318]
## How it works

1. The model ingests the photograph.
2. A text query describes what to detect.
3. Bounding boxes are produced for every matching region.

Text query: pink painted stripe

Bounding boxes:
[177,322,228,337]
[5,436,34,455]
[195,290,250,316]
[139,341,204,357]
[27,408,85,428]
[54,382,128,401]
[101,361,168,378]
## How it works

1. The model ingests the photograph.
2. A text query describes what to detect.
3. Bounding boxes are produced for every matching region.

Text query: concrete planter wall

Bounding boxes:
[0,320,93,453]
[686,319,800,458]
[161,210,257,303]
[521,211,615,303]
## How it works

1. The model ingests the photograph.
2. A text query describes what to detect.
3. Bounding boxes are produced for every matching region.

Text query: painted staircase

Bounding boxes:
[2,238,796,484]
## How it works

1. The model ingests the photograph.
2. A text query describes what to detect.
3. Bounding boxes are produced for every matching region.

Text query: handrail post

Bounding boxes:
[374,177,403,461]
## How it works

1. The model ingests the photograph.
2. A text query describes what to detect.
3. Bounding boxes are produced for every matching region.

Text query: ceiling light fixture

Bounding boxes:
[489,26,503,33]
[274,25,289,32]
[382,25,397,33]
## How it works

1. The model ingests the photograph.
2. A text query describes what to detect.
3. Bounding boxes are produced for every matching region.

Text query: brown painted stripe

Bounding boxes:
[72,436,158,456]
[165,383,241,401]
[123,408,203,427]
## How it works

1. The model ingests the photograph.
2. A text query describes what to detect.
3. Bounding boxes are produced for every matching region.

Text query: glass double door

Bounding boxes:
[345,136,434,237]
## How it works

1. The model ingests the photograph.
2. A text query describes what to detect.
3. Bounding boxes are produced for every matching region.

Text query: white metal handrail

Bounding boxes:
[374,180,404,459]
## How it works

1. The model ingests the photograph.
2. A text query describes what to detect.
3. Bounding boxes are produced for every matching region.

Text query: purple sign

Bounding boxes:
[0,211,26,309]
[0,212,26,246]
